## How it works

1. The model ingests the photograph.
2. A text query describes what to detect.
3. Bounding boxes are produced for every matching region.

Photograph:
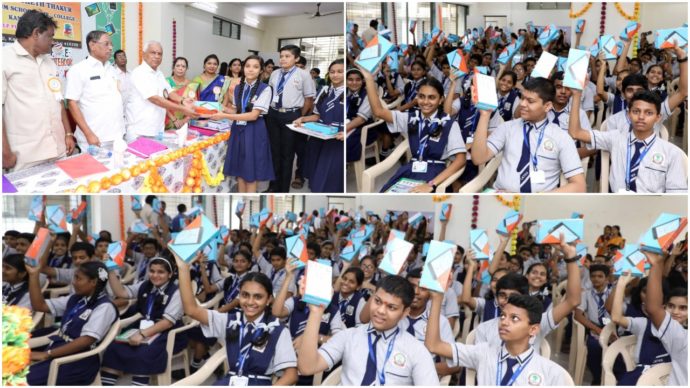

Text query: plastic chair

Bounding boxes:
[151,315,200,385]
[171,345,226,386]
[594,100,605,130]
[199,291,224,309]
[602,335,637,386]
[321,365,342,385]
[440,374,451,385]
[120,263,136,285]
[598,322,617,364]
[551,281,567,354]
[636,362,672,386]
[559,363,576,386]
[28,319,121,385]
[350,119,383,192]
[540,338,551,359]
[459,305,478,343]
[452,317,460,340]
[568,320,587,385]
[459,152,504,193]
[465,329,477,386]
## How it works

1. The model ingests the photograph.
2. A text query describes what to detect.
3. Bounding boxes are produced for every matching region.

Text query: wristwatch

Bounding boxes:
[564,255,581,264]
[427,180,437,193]
[678,56,688,63]
[65,132,74,137]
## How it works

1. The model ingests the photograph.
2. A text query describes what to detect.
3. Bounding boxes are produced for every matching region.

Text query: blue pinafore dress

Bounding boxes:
[345,88,374,163]
[304,86,345,193]
[616,319,672,385]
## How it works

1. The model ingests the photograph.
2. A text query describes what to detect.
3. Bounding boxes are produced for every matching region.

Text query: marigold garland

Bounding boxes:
[569,2,593,18]
[614,2,639,21]
[138,2,143,64]
[2,305,32,386]
[121,3,126,51]
[432,195,450,202]
[118,196,125,240]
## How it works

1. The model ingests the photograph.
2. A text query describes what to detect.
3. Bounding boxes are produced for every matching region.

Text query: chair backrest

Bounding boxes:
[460,305,475,342]
[594,100,605,129]
[602,335,638,386]
[557,363,575,386]
[599,120,610,193]
[321,365,342,386]
[636,362,672,386]
[452,318,460,340]
[460,152,503,192]
[172,347,226,386]
[569,320,587,385]
[659,124,669,141]
[464,329,477,386]
[598,322,617,355]
[439,374,451,386]
[552,280,567,305]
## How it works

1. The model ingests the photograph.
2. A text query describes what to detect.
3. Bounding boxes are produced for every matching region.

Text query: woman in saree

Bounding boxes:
[226,58,243,106]
[165,57,198,130]
[193,54,232,107]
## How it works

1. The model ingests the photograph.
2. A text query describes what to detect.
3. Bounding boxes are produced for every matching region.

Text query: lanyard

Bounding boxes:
[496,350,533,386]
[406,78,423,102]
[240,84,253,113]
[523,121,548,171]
[146,292,157,319]
[368,329,399,385]
[62,299,88,331]
[236,322,252,376]
[276,67,297,94]
[625,133,655,190]
[417,118,439,160]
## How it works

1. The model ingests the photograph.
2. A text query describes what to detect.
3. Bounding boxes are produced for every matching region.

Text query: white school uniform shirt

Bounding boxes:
[578,287,612,328]
[582,81,596,112]
[586,130,687,193]
[387,110,467,160]
[64,56,124,148]
[125,61,172,138]
[124,280,184,324]
[318,323,440,386]
[348,89,372,121]
[547,99,592,136]
[2,281,31,309]
[268,66,316,109]
[440,287,460,319]
[651,311,688,386]
[255,257,297,297]
[474,306,560,355]
[604,98,672,134]
[447,342,567,385]
[283,297,345,335]
[399,305,454,364]
[46,293,117,341]
[201,311,297,376]
[237,80,272,115]
[488,118,584,192]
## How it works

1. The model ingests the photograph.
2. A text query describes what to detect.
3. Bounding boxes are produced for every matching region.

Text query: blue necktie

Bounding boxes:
[500,357,519,386]
[628,141,645,192]
[596,292,606,326]
[276,71,288,108]
[551,110,564,126]
[361,332,381,386]
[406,316,422,336]
[517,124,534,193]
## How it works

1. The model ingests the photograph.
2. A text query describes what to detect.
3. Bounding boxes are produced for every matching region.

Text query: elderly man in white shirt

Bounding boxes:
[65,30,124,150]
[125,41,196,141]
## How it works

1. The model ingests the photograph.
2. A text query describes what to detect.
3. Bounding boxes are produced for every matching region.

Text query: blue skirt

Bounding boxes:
[224,120,275,182]
[101,326,188,375]
[305,137,344,193]
[380,162,446,192]
[188,326,218,347]
[27,337,100,385]
[214,374,272,386]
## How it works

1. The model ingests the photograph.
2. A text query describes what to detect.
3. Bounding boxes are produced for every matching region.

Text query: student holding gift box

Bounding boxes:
[2,254,32,309]
[208,55,275,193]
[471,77,586,192]
[358,64,467,193]
[26,261,117,386]
[345,68,375,164]
[568,87,688,193]
[175,253,299,386]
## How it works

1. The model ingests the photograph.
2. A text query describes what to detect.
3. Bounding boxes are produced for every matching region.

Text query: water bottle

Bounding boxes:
[156,129,164,142]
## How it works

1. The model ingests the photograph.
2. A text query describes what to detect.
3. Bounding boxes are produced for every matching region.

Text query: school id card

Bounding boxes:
[385,178,426,193]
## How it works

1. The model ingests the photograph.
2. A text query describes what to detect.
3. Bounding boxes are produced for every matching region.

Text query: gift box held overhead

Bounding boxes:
[563,48,590,90]
[470,229,493,260]
[28,196,44,221]
[303,260,333,306]
[45,205,68,233]
[380,230,414,275]
[446,49,469,78]
[496,210,522,236]
[531,51,558,79]
[67,200,87,224]
[654,27,688,50]
[639,213,687,254]
[235,200,246,217]
[535,219,584,244]
[356,34,395,73]
[598,35,618,60]
[472,70,498,111]
[439,203,453,222]
[131,196,142,211]
[576,19,586,34]
[25,227,51,267]
[106,241,127,270]
[620,21,641,41]
[167,214,219,263]
[537,24,559,47]
[613,244,647,277]
[408,213,425,228]
[420,240,457,293]
[286,234,309,269]
[340,238,363,262]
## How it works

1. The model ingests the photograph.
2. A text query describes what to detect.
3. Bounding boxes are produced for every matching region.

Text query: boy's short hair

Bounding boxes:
[141,238,160,250]
[507,294,543,324]
[405,268,423,280]
[307,242,321,257]
[95,237,112,246]
[376,275,415,308]
[177,204,187,213]
[270,246,287,260]
[589,264,610,277]
[496,272,529,295]
[70,242,95,257]
[622,73,648,91]
[522,77,556,104]
[18,233,35,243]
[311,68,320,75]
[279,44,301,58]
[630,90,662,115]
[549,71,565,82]
[667,287,688,303]
[4,230,20,238]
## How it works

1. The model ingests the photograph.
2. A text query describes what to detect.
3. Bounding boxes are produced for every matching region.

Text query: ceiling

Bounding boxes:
[240,2,343,17]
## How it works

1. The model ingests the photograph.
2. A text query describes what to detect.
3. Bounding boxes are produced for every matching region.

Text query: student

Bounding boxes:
[645,249,688,386]
[176,253,298,385]
[130,238,161,282]
[424,45,452,96]
[568,89,688,193]
[47,233,72,269]
[170,203,187,233]
[40,242,96,290]
[574,264,612,385]
[14,232,35,256]
[210,55,275,193]
[360,256,380,299]
[607,42,687,134]
[294,59,345,193]
[611,271,672,385]
[265,44,316,193]
[495,71,522,122]
[470,77,586,193]
[596,54,630,116]
[547,72,592,150]
[254,241,295,298]
[345,68,374,163]
[358,64,466,193]
[472,235,581,353]
[3,230,20,257]
[297,275,440,385]
[101,256,186,386]
[526,262,552,311]
[425,292,569,385]
[2,254,31,308]
[26,261,117,385]
[461,244,509,322]
[332,266,367,328]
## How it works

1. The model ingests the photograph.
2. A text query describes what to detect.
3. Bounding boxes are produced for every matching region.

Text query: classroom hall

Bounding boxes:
[345,1,688,194]
[1,193,688,386]
[2,1,345,194]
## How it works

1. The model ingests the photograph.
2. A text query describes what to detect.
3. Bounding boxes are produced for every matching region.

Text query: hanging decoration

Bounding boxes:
[432,195,450,202]
[470,195,480,229]
[121,3,126,51]
[118,196,125,240]
[496,195,522,255]
[212,196,218,226]
[600,2,607,36]
[172,19,177,59]
[614,2,638,20]
[569,2,593,18]
[138,2,143,63]
[391,2,398,45]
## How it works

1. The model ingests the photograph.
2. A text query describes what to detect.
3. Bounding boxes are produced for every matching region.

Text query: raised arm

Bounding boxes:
[595,52,610,101]
[614,39,632,75]
[665,43,688,112]
[424,291,454,358]
[611,271,633,328]
[460,255,478,309]
[567,88,593,143]
[443,74,459,116]
[551,234,582,324]
[489,235,509,275]
[174,252,211,325]
[26,264,50,313]
[272,261,298,318]
[297,278,331,375]
[469,109,496,165]
[644,251,667,329]
[107,264,131,299]
[357,64,394,123]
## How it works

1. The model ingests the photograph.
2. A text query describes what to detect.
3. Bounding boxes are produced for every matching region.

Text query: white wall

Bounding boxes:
[462,2,571,34]
[260,12,343,52]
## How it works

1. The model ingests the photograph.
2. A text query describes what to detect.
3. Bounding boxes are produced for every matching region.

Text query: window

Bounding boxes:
[526,3,571,10]
[278,36,344,76]
[212,16,241,39]
[346,2,384,35]
[395,2,431,45]
[3,196,81,234]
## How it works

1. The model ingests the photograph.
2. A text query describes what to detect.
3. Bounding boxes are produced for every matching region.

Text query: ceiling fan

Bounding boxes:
[305,3,342,18]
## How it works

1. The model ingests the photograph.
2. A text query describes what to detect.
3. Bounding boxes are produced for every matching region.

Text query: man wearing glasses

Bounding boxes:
[65,30,124,151]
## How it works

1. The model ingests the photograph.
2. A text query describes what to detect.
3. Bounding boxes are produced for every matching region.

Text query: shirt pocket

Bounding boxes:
[384,356,412,384]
